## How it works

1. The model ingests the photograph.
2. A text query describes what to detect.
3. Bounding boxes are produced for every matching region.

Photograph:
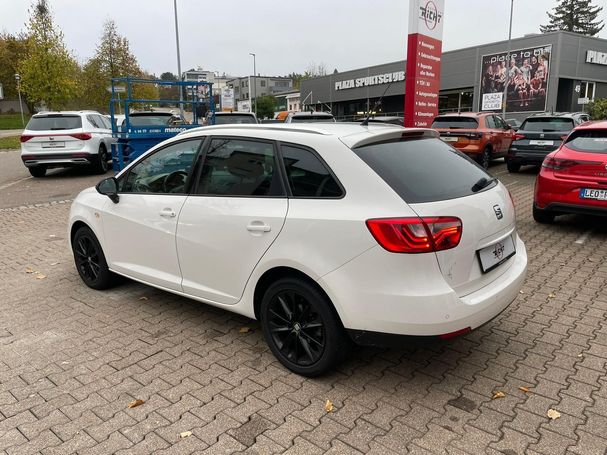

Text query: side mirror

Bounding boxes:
[96,177,119,203]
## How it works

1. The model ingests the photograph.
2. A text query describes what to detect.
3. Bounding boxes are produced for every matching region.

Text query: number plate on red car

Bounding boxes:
[580,189,607,201]
[477,235,516,273]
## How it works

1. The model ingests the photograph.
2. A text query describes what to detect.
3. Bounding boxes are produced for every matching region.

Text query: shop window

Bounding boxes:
[580,81,595,100]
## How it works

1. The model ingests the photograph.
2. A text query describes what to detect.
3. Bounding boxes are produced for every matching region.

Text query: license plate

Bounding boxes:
[477,235,516,273]
[529,140,554,146]
[580,188,607,201]
[441,137,458,142]
[42,141,65,148]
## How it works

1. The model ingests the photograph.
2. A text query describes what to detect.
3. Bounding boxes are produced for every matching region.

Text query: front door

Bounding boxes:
[176,137,288,304]
[101,139,203,291]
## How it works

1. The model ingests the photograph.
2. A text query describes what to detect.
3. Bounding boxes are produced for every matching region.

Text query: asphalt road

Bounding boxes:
[0,148,112,209]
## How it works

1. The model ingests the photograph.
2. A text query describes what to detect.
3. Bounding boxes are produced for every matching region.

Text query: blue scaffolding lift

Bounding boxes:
[109,77,215,171]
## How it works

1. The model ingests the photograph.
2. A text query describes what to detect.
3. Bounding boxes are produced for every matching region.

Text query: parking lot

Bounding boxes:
[1,146,607,455]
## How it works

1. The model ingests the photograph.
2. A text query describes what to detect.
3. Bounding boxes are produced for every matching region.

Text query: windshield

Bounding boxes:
[521,118,574,132]
[353,137,494,203]
[290,115,335,123]
[214,115,257,124]
[431,117,478,129]
[27,115,82,131]
[565,130,607,154]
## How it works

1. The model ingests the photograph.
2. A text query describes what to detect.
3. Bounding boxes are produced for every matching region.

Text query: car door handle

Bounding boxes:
[246,223,271,232]
[159,208,176,218]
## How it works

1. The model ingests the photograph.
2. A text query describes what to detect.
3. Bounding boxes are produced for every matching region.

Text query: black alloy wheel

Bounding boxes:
[260,277,348,376]
[479,148,491,169]
[93,145,109,174]
[28,166,46,177]
[72,226,117,290]
[506,160,521,173]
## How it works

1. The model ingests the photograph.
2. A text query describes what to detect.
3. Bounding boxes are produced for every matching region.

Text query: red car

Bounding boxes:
[534,120,607,223]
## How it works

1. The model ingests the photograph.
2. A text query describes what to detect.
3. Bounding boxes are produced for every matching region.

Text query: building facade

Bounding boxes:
[300,31,607,121]
[227,76,293,104]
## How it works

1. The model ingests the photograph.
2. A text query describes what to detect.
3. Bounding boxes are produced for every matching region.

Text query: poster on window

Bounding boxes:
[479,44,551,113]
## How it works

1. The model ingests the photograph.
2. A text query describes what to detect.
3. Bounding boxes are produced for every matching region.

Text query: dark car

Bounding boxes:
[126,111,187,127]
[286,112,336,123]
[209,112,258,125]
[356,116,404,126]
[506,113,585,173]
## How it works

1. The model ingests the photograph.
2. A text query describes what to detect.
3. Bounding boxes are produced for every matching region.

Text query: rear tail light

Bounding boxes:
[366,217,462,254]
[70,133,92,140]
[513,133,525,141]
[20,135,34,142]
[542,157,602,171]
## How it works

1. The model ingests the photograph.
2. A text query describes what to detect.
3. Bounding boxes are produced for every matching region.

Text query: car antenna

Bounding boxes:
[361,77,399,126]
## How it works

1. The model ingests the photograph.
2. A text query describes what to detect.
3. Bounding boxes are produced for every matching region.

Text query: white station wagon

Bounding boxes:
[69,123,527,376]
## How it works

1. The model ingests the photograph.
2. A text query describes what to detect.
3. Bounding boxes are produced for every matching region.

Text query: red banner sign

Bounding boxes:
[404,0,445,128]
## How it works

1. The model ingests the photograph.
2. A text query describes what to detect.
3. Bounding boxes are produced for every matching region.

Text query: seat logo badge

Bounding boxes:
[493,204,503,220]
[493,242,505,260]
[540,133,544,138]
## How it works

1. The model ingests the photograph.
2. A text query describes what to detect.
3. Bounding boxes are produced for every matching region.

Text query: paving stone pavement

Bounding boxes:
[1,163,607,454]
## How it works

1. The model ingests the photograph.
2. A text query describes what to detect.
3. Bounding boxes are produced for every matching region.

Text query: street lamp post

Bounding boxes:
[14,74,24,127]
[502,0,514,119]
[173,0,184,120]
[249,53,257,118]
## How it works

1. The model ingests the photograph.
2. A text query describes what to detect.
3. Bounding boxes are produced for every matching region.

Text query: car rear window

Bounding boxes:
[128,115,172,126]
[214,115,257,124]
[353,138,494,204]
[26,115,82,131]
[565,130,607,154]
[521,118,574,132]
[431,117,478,129]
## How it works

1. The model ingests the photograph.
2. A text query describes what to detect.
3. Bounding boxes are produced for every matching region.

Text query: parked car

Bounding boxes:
[285,111,336,123]
[69,123,527,376]
[208,112,258,125]
[533,120,607,223]
[506,113,585,173]
[431,113,515,168]
[357,116,404,126]
[20,111,114,177]
[125,111,187,127]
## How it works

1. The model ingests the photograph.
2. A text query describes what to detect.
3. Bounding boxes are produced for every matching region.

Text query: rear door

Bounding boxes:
[22,114,84,154]
[516,117,575,155]
[176,137,288,304]
[353,137,517,297]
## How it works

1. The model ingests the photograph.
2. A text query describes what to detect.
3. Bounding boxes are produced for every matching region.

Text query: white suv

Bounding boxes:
[20,111,115,177]
[68,123,527,376]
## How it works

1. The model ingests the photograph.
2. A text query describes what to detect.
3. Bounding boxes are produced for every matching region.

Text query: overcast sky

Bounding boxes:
[2,0,607,78]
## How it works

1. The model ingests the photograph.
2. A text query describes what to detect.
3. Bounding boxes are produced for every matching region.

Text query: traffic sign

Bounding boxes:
[107,86,126,93]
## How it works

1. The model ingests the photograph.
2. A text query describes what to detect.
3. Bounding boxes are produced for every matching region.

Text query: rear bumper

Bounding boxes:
[507,148,555,164]
[21,152,96,168]
[319,235,527,338]
[534,171,607,213]
[542,203,607,217]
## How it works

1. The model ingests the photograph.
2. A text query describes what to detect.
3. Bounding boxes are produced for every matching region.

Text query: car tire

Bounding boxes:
[260,277,348,376]
[506,160,521,173]
[478,148,491,169]
[92,144,109,174]
[532,205,555,224]
[72,226,118,290]
[28,166,47,178]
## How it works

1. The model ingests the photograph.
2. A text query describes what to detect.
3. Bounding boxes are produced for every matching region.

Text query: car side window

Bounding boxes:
[87,115,100,129]
[98,115,111,129]
[195,138,284,197]
[121,139,202,194]
[485,116,496,129]
[280,144,344,198]
[494,116,507,129]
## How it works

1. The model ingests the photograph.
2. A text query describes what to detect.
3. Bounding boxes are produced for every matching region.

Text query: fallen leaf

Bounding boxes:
[35,273,46,280]
[492,391,506,400]
[547,409,561,420]
[127,399,145,408]
[548,293,556,299]
[239,327,251,333]
[179,431,192,438]
[324,399,334,412]
[519,386,531,393]
[25,267,35,274]
[138,296,149,301]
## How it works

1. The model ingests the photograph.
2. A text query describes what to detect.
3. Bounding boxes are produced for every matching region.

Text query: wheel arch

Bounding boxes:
[252,266,344,328]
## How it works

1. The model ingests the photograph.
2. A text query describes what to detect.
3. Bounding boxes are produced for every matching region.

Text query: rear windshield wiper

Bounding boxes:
[471,176,497,192]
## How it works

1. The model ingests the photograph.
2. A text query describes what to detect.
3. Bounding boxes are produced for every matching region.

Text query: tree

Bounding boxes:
[79,20,156,112]
[253,95,276,119]
[19,0,80,110]
[286,62,328,90]
[540,0,604,36]
[587,98,607,120]
[0,33,28,100]
[160,72,177,81]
